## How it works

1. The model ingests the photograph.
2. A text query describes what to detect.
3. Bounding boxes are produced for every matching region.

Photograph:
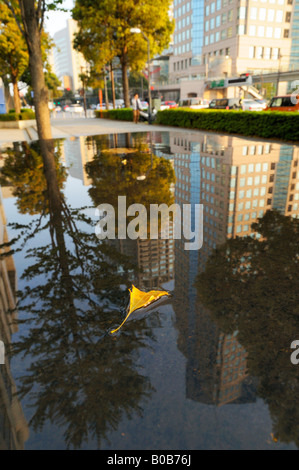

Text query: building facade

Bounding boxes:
[52,19,87,93]
[162,0,298,100]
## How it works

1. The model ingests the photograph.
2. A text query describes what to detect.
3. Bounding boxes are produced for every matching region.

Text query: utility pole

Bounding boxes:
[80,66,87,118]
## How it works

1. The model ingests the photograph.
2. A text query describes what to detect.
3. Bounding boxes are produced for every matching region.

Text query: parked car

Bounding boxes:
[264,95,299,112]
[209,98,241,109]
[179,98,209,109]
[96,103,113,110]
[254,99,268,109]
[164,100,178,108]
[242,99,264,111]
[65,104,84,113]
[160,102,170,111]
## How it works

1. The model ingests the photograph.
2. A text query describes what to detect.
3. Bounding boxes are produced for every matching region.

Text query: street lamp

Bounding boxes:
[130,27,152,124]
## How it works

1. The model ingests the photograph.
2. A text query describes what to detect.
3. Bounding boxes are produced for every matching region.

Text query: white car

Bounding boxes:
[242,99,264,111]
[160,102,170,111]
[65,104,84,113]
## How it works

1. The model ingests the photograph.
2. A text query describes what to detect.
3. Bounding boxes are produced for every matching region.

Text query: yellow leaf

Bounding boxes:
[110,285,170,334]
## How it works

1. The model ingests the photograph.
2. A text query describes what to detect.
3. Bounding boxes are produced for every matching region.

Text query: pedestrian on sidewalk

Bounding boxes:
[132,93,142,124]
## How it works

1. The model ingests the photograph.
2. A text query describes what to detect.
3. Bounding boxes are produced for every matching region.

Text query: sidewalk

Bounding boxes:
[0,118,178,147]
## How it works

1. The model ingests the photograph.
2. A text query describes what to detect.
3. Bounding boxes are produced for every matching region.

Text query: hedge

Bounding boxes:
[95,108,133,121]
[155,108,299,142]
[0,109,36,121]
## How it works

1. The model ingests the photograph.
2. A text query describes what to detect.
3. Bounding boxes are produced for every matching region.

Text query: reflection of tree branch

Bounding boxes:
[1,139,159,448]
[196,210,299,448]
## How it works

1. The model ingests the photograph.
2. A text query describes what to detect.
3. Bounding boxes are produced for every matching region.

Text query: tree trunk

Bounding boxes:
[104,71,109,110]
[20,0,52,142]
[121,55,130,108]
[12,79,21,114]
[110,63,116,109]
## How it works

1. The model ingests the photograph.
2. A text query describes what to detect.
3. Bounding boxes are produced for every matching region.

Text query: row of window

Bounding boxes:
[173,57,192,71]
[175,15,191,31]
[247,25,288,39]
[249,7,291,22]
[174,28,191,44]
[173,1,191,18]
[205,11,233,31]
[249,46,281,59]
[174,43,191,56]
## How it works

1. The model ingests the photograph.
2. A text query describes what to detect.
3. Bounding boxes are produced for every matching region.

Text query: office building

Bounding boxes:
[162,0,297,100]
[53,19,87,93]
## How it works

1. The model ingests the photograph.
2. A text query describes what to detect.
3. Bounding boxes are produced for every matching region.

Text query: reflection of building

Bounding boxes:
[168,131,250,406]
[168,130,299,406]
[0,189,29,449]
[63,136,97,186]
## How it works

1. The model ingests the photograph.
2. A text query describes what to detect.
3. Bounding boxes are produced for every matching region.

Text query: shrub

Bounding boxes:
[155,108,299,142]
[0,110,36,121]
[95,108,133,121]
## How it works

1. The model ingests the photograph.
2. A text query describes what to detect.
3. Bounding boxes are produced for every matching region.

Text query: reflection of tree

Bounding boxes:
[85,145,175,213]
[2,142,158,449]
[0,141,66,215]
[196,210,299,447]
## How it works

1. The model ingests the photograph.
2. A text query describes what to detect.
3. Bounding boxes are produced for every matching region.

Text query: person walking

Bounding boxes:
[132,93,142,124]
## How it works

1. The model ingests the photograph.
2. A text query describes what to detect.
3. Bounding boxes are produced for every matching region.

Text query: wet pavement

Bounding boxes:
[0,129,298,449]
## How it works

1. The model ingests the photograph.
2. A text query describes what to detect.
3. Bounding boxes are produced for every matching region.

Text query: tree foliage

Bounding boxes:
[0,1,28,112]
[72,0,174,106]
[196,210,299,447]
[1,140,158,448]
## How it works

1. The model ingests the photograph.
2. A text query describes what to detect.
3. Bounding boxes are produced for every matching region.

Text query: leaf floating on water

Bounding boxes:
[110,285,170,334]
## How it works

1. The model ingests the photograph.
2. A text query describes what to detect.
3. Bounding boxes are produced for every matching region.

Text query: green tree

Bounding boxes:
[1,141,157,448]
[196,210,299,447]
[72,0,174,107]
[0,2,28,113]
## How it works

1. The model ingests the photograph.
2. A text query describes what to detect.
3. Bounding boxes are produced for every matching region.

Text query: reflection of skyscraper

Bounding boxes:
[169,131,253,407]
[171,131,299,407]
[63,136,97,186]
[0,189,29,449]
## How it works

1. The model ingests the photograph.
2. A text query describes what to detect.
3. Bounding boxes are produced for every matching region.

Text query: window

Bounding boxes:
[284,29,290,38]
[266,27,273,38]
[257,46,263,59]
[259,8,266,20]
[174,63,176,71]
[272,48,279,59]
[216,15,221,27]
[250,7,257,19]
[238,25,245,35]
[239,6,247,19]
[264,47,271,59]
[258,26,265,37]
[249,25,256,36]
[276,10,283,22]
[286,11,291,22]
[206,20,209,32]
[274,28,281,39]
[268,9,275,21]
[249,46,255,58]
[228,9,233,21]
[227,27,233,38]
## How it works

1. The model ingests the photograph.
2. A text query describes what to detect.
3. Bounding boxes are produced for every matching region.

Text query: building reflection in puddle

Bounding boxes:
[0,188,29,449]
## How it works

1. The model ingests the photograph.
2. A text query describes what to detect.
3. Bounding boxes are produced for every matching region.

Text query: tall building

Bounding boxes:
[164,0,297,100]
[52,19,87,93]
